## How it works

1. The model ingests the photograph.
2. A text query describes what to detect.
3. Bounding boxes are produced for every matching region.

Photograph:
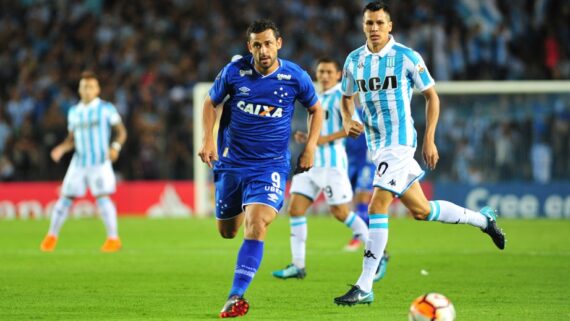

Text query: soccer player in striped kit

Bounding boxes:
[334,1,505,306]
[271,58,369,280]
[40,71,127,253]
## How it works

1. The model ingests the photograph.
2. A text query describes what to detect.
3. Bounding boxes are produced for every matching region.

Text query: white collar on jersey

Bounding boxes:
[364,34,395,57]
[78,97,101,109]
[250,56,282,78]
[320,83,341,95]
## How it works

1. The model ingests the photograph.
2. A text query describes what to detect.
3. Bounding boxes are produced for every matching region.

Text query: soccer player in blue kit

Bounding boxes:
[198,19,324,318]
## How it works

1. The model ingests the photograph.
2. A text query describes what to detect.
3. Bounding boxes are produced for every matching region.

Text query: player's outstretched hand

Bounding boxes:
[198,141,218,169]
[422,141,439,170]
[343,120,364,138]
[294,147,315,174]
[50,146,65,163]
[294,131,308,144]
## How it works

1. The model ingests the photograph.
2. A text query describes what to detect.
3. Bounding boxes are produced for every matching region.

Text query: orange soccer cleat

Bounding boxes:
[101,238,122,252]
[343,237,362,252]
[40,234,58,252]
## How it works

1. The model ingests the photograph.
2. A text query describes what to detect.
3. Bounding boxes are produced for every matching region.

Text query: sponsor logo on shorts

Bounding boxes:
[267,193,279,203]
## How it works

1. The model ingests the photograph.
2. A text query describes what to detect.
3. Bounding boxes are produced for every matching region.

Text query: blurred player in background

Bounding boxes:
[334,1,505,306]
[271,58,369,280]
[198,19,323,318]
[40,71,127,253]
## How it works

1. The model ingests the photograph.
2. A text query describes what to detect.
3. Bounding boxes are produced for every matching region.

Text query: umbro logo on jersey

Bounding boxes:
[389,179,396,186]
[237,101,283,117]
[239,69,253,77]
[277,73,292,80]
[238,86,250,96]
[267,193,279,203]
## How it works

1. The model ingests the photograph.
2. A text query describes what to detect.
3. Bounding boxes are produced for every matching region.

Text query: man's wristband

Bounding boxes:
[111,142,122,152]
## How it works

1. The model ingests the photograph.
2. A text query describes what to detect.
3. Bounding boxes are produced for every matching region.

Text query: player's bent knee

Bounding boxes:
[288,210,305,217]
[219,229,238,239]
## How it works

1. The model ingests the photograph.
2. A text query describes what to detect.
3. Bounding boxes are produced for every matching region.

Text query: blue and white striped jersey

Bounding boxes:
[341,35,435,150]
[314,84,347,170]
[67,97,122,167]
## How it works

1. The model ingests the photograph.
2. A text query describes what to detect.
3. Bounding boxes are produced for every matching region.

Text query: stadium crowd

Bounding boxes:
[0,0,568,182]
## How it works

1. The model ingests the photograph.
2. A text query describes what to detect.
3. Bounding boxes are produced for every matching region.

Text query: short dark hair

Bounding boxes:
[80,70,98,81]
[315,57,341,71]
[363,1,391,19]
[246,19,281,40]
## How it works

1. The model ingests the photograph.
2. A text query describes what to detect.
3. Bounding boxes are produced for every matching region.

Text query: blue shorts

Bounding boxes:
[213,167,288,220]
[348,161,376,193]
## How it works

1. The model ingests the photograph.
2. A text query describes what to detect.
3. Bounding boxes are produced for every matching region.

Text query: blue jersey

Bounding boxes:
[67,98,121,167]
[342,35,435,150]
[209,55,318,170]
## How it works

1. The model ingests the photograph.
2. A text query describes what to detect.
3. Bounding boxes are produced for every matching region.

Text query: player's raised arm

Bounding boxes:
[421,86,440,170]
[198,96,218,168]
[109,122,127,162]
[340,95,364,138]
[296,102,323,173]
[51,132,75,163]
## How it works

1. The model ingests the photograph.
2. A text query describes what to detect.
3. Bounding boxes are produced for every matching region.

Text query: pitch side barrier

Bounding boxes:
[1,181,568,219]
[433,182,570,218]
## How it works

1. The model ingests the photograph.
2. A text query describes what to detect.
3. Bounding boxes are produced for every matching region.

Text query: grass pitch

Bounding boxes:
[0,216,569,320]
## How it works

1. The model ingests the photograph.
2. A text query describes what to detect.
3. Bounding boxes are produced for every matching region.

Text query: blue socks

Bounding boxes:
[356,203,369,225]
[229,239,264,297]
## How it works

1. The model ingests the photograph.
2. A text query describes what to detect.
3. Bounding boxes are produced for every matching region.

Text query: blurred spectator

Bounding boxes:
[0,0,568,183]
[0,107,11,156]
[531,136,552,183]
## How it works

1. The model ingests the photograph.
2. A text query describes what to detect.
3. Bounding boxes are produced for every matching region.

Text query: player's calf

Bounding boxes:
[407,204,431,220]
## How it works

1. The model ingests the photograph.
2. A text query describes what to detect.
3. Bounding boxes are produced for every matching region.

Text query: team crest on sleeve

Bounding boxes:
[277,73,292,80]
[416,64,425,73]
[239,69,253,77]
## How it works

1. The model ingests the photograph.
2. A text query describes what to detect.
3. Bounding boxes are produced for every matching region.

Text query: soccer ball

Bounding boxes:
[408,293,456,321]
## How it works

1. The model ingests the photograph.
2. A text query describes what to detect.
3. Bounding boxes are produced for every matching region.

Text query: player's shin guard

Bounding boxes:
[97,197,118,238]
[48,197,72,236]
[356,214,388,293]
[229,239,264,297]
[289,217,307,269]
[344,212,369,243]
[427,201,487,229]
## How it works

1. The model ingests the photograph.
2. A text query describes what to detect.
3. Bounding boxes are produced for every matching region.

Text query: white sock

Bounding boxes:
[427,200,487,229]
[344,211,369,243]
[48,197,72,236]
[289,216,307,269]
[97,197,119,239]
[356,214,388,293]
